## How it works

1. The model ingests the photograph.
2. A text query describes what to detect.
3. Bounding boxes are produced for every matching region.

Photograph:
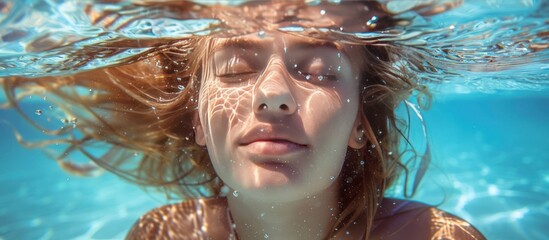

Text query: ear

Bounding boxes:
[193,112,206,146]
[348,113,367,149]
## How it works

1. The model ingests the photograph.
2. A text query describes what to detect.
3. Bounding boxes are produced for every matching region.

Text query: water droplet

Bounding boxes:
[258,30,266,38]
[305,75,311,80]
[371,144,376,148]
[176,77,182,81]
[232,190,239,197]
[177,85,185,90]
[264,233,269,239]
[360,160,365,165]
[337,52,341,58]
[346,99,350,103]
[35,109,42,115]
[320,9,326,15]
[317,75,324,81]
[330,176,335,180]
[337,66,342,72]
[260,212,266,218]
[388,151,393,155]
[294,64,298,68]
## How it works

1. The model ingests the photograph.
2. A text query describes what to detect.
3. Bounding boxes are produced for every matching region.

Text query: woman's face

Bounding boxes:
[196,32,363,202]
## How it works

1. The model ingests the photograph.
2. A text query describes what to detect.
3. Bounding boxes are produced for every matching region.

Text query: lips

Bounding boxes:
[243,139,307,155]
[239,125,308,156]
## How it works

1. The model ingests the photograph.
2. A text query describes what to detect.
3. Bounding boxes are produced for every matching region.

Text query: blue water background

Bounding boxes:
[2,92,548,239]
[1,0,548,239]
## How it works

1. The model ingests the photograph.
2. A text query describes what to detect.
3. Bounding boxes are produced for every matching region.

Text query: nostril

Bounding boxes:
[279,104,289,111]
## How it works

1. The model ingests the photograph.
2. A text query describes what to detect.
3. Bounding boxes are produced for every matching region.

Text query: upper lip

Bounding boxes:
[239,125,307,146]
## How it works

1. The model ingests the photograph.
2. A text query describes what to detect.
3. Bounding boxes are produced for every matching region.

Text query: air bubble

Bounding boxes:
[264,233,269,239]
[305,75,311,80]
[35,109,42,115]
[177,85,185,90]
[258,30,266,38]
[232,190,239,197]
[320,9,326,15]
[318,75,324,81]
[360,160,365,165]
[347,99,350,103]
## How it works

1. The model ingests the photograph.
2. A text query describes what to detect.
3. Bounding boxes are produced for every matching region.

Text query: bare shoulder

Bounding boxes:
[372,198,486,240]
[125,198,231,240]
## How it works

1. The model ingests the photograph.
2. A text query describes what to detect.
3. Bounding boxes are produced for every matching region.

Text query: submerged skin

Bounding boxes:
[122,2,485,239]
[193,31,367,239]
[196,32,363,202]
[126,197,486,240]
[126,32,487,240]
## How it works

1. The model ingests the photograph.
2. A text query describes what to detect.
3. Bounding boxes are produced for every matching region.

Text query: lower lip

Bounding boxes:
[241,140,307,156]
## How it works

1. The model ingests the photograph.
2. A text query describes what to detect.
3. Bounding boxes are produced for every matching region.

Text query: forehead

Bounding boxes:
[210,32,345,53]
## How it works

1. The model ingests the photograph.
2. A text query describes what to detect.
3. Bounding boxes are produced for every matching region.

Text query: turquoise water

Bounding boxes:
[1,0,548,239]
[2,94,548,239]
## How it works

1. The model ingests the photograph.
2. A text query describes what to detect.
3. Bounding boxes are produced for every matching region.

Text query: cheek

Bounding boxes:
[199,82,253,154]
[301,86,359,136]
[299,85,359,176]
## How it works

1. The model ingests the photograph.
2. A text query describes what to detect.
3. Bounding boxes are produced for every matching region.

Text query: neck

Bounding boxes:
[227,183,340,240]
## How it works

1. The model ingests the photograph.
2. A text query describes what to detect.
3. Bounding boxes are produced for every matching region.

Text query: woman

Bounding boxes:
[1,1,485,239]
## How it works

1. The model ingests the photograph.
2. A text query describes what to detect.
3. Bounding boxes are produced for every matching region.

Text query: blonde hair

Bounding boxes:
[1,2,432,239]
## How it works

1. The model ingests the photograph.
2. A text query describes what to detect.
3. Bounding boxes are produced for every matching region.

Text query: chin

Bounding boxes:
[231,173,333,203]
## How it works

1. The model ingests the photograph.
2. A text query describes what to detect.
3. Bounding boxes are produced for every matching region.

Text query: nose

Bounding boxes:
[253,58,297,117]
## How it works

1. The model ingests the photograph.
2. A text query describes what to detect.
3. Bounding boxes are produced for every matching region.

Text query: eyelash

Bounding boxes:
[217,72,259,84]
[215,56,340,84]
[295,70,338,82]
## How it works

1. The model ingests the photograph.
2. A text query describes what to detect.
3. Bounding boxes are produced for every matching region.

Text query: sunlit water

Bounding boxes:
[0,0,548,239]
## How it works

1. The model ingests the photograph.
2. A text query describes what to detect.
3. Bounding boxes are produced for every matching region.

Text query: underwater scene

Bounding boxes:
[1,0,548,239]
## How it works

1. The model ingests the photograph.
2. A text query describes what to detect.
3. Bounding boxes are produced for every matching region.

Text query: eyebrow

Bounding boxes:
[212,38,272,52]
[212,37,343,53]
[288,40,343,52]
